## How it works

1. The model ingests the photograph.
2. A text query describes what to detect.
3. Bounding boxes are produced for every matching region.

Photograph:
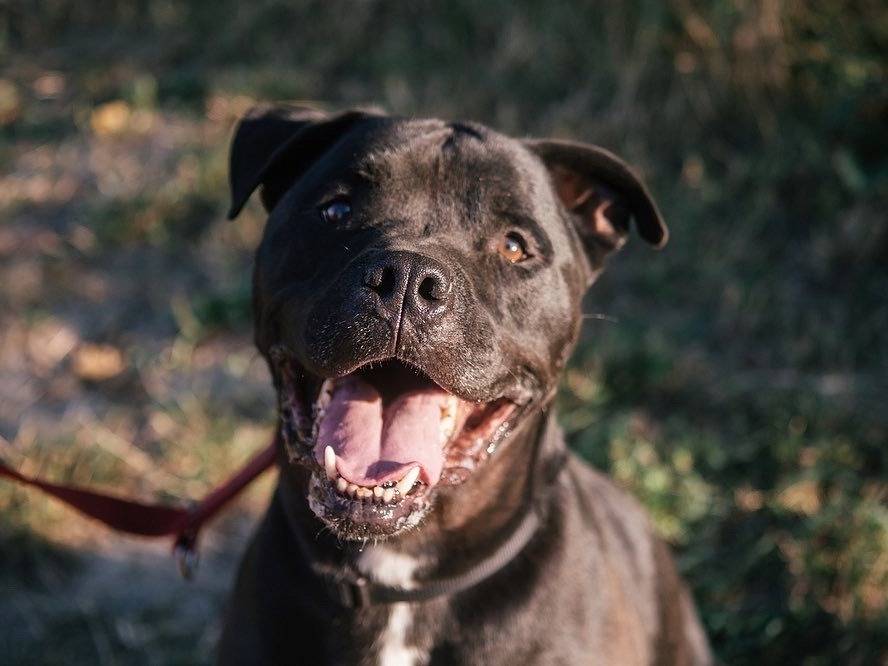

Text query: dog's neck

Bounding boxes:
[274,406,565,588]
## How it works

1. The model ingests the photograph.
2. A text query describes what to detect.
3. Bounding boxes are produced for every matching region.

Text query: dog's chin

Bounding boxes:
[269,345,527,541]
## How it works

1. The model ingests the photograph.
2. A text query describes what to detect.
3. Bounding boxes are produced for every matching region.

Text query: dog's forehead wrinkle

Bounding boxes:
[448,121,485,141]
[355,153,387,182]
[364,118,450,163]
[379,157,533,241]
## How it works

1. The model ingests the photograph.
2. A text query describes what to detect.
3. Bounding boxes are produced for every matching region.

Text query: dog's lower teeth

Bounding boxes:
[325,462,423,503]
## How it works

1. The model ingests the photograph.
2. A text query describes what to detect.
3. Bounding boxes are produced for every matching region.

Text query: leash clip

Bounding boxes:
[336,576,370,608]
[174,532,200,580]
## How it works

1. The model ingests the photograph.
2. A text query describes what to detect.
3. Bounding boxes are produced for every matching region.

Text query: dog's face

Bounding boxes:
[228,106,667,540]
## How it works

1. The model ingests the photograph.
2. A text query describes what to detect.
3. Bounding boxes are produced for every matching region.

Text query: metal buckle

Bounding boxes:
[174,532,199,580]
[336,576,370,608]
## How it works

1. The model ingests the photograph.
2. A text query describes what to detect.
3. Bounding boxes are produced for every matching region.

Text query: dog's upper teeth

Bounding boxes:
[324,445,338,481]
[396,466,421,497]
[315,379,335,412]
[440,395,460,440]
[336,477,348,493]
[382,487,396,503]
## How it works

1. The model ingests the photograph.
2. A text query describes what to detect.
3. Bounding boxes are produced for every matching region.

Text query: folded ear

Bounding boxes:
[227,104,382,219]
[524,139,668,266]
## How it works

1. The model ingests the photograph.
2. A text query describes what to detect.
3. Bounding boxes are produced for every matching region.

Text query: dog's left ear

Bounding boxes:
[227,104,382,219]
[524,139,668,267]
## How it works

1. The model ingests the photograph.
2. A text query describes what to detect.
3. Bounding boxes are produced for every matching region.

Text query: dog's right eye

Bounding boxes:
[320,199,352,224]
[497,232,530,264]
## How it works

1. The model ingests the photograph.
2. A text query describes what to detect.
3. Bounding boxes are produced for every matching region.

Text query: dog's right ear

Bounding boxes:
[227,104,380,219]
[524,139,667,273]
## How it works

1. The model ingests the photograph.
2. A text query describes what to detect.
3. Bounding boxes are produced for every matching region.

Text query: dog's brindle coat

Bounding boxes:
[219,106,712,665]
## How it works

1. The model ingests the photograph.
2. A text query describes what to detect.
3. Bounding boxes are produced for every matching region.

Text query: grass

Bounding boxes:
[1,1,886,663]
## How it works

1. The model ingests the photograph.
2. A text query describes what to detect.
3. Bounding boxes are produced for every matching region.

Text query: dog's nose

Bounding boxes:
[362,251,453,319]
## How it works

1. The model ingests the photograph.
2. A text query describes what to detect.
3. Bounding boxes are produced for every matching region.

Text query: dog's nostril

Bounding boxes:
[364,265,396,296]
[418,275,445,302]
[377,267,396,295]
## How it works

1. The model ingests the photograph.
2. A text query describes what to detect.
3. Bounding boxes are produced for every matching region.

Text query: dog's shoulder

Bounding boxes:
[558,454,713,666]
[561,453,658,561]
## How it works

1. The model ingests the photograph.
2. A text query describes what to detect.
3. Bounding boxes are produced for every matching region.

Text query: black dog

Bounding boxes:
[219,105,712,665]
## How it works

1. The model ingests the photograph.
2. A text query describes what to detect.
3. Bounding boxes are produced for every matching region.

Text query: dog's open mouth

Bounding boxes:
[269,345,521,538]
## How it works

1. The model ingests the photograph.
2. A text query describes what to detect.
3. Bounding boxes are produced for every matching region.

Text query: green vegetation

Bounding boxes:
[1,2,885,663]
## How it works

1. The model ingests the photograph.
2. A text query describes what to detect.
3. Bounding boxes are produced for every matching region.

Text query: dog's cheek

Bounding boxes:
[552,258,587,355]
[521,266,581,378]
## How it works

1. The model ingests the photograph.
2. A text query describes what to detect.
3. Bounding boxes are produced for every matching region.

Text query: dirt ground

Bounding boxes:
[0,100,281,663]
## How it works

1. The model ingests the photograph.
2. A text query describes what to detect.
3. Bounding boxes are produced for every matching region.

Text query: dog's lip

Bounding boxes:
[270,345,530,445]
[270,343,530,535]
[306,473,432,539]
[312,357,520,484]
[270,342,536,405]
[303,354,532,405]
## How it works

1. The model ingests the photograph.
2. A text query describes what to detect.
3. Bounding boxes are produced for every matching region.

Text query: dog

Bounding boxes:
[218,105,712,665]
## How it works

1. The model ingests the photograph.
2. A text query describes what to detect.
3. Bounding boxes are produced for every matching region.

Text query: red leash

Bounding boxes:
[0,435,279,578]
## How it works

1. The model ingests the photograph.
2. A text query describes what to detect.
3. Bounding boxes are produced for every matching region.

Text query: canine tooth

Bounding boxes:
[346,483,358,497]
[324,446,337,480]
[396,466,421,496]
[336,477,348,493]
[383,487,396,503]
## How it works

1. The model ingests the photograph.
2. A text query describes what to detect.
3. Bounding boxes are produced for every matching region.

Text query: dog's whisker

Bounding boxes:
[581,313,619,323]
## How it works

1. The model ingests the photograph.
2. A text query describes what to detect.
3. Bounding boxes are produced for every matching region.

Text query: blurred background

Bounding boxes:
[1,1,885,663]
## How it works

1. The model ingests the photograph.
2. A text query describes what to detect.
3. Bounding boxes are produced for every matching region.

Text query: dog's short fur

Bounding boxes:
[219,105,712,665]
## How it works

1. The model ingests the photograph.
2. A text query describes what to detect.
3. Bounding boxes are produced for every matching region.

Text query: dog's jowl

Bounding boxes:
[219,105,713,665]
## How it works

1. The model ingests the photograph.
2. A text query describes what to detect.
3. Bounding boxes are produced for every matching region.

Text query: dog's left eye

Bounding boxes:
[497,232,530,264]
[320,199,352,224]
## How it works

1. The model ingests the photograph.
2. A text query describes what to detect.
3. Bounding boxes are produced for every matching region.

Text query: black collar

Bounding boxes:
[318,504,542,608]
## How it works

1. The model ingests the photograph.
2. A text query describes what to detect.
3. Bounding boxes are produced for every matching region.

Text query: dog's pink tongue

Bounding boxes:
[314,375,448,486]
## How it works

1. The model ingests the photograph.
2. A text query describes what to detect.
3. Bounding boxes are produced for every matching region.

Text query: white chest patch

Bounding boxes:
[357,547,427,666]
[378,602,423,666]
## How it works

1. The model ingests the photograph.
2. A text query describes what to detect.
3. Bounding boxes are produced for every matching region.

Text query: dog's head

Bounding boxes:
[228,105,666,540]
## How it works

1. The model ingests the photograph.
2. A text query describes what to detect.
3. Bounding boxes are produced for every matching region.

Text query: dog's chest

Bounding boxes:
[357,547,428,666]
